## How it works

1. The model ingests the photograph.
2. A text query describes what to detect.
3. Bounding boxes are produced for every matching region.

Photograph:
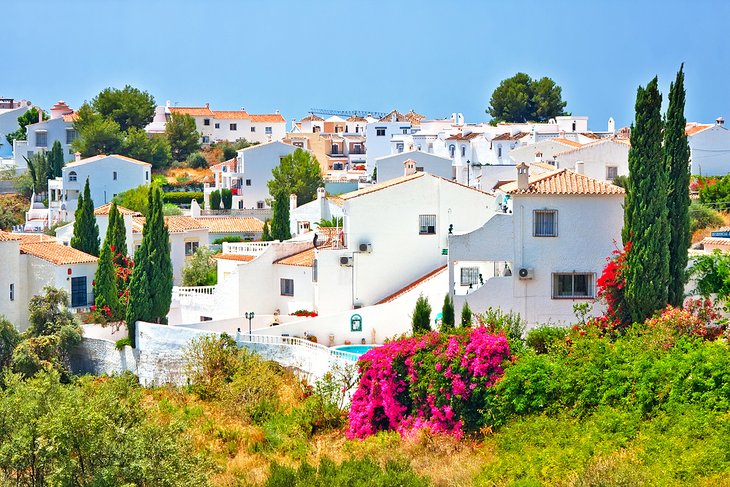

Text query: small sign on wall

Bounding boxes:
[350,314,362,332]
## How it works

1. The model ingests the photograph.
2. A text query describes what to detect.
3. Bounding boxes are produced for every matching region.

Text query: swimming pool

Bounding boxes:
[332,344,379,360]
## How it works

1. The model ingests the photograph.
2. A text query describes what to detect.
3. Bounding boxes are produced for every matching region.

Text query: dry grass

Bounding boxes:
[692,210,730,244]
[161,167,213,184]
[0,193,29,229]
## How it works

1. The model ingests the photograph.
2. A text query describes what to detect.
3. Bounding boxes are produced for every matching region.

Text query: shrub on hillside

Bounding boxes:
[525,326,567,354]
[266,457,429,487]
[162,191,203,206]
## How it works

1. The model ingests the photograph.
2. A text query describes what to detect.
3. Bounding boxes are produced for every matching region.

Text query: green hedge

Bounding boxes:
[162,191,204,205]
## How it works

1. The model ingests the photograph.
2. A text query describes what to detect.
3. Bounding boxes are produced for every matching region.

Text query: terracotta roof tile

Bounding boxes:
[553,138,629,157]
[376,265,447,304]
[210,158,237,172]
[579,132,602,140]
[213,110,249,119]
[530,162,558,171]
[492,132,529,141]
[552,138,583,148]
[94,203,141,216]
[131,216,207,233]
[62,112,79,123]
[700,237,730,247]
[446,132,483,141]
[300,113,324,122]
[195,217,264,233]
[17,234,57,243]
[250,113,285,123]
[502,168,625,196]
[0,231,20,241]
[274,246,316,267]
[686,123,712,136]
[20,241,97,265]
[213,253,256,262]
[169,106,214,117]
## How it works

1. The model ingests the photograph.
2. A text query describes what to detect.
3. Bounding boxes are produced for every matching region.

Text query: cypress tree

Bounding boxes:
[94,240,119,318]
[108,202,128,262]
[411,295,432,334]
[622,77,670,323]
[665,65,691,307]
[270,192,292,241]
[47,140,65,179]
[441,293,455,332]
[460,301,473,328]
[261,220,272,241]
[125,185,173,345]
[209,190,221,210]
[70,178,100,256]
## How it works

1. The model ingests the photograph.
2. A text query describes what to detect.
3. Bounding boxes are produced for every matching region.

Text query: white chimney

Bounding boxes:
[74,152,81,162]
[559,129,566,139]
[576,161,585,174]
[190,199,201,218]
[403,159,417,176]
[534,151,543,163]
[608,117,616,133]
[516,163,529,191]
[717,117,725,126]
[289,193,298,212]
[316,187,325,201]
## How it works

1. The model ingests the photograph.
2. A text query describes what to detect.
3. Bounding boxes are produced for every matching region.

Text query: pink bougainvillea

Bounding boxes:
[347,327,511,439]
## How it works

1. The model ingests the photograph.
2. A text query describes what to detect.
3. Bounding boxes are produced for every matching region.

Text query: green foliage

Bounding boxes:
[94,239,120,319]
[487,72,568,123]
[23,152,49,194]
[261,220,272,241]
[186,151,208,169]
[525,325,567,354]
[220,188,233,209]
[209,189,221,210]
[126,185,172,344]
[182,247,218,286]
[70,178,100,256]
[162,191,204,206]
[411,295,432,334]
[5,107,48,145]
[270,192,291,241]
[267,148,324,205]
[0,318,20,373]
[122,127,172,169]
[12,171,34,198]
[611,174,628,189]
[71,105,125,157]
[47,140,65,179]
[460,301,472,328]
[699,175,730,210]
[113,183,152,215]
[690,202,724,233]
[315,216,343,228]
[622,76,670,323]
[440,293,455,332]
[166,113,200,161]
[162,203,183,216]
[91,85,156,132]
[266,457,429,487]
[0,205,19,230]
[665,65,692,307]
[212,236,243,244]
[689,250,730,302]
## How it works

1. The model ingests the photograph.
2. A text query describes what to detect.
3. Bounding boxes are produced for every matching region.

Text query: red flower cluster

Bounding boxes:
[690,176,719,192]
[291,309,318,317]
[596,241,632,328]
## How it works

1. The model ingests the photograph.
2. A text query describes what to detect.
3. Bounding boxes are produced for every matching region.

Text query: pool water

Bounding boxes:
[333,344,378,359]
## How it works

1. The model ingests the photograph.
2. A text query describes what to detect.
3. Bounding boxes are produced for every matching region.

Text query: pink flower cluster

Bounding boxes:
[347,328,510,439]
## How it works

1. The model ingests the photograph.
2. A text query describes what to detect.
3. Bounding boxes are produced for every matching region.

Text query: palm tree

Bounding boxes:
[315,216,343,228]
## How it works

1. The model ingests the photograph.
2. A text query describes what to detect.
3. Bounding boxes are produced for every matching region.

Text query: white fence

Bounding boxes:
[223,241,271,256]
[235,332,360,363]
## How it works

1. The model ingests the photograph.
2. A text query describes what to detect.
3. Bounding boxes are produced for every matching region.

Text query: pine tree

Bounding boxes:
[622,77,670,323]
[461,301,473,328]
[94,240,119,318]
[70,178,100,256]
[270,192,291,241]
[441,293,455,332]
[665,65,691,307]
[261,220,272,241]
[125,185,172,346]
[411,295,432,334]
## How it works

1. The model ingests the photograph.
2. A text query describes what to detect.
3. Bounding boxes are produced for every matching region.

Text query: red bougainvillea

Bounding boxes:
[596,241,632,328]
[347,327,511,439]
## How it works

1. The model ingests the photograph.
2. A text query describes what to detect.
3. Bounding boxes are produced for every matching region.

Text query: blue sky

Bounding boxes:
[5,0,728,130]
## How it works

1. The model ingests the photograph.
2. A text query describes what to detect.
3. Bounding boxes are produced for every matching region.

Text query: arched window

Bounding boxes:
[449,145,456,158]
[68,171,77,182]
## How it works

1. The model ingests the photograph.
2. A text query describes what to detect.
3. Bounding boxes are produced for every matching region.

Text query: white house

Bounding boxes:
[0,99,31,158]
[0,231,97,330]
[47,154,151,225]
[15,101,78,167]
[204,141,303,210]
[365,110,425,168]
[167,103,286,145]
[448,164,624,326]
[375,151,454,183]
[289,187,345,237]
[508,138,583,164]
[55,203,141,257]
[686,118,730,176]
[552,139,630,182]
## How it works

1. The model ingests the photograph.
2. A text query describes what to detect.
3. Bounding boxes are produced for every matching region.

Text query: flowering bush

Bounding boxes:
[347,327,511,439]
[291,309,318,318]
[596,241,632,328]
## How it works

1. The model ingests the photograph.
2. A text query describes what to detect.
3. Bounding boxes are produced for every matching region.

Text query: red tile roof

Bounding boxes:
[20,241,97,265]
[492,132,529,141]
[376,265,448,304]
[213,254,256,262]
[502,168,625,196]
[274,246,316,267]
[94,203,141,216]
[250,113,285,123]
[169,106,215,117]
[686,123,712,136]
[0,231,20,242]
[552,138,582,148]
[213,110,249,119]
[195,217,264,233]
[131,216,207,233]
[446,132,483,141]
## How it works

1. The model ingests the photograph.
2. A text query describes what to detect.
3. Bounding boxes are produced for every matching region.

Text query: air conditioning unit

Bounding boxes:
[358,243,372,253]
[518,267,534,280]
[340,256,353,267]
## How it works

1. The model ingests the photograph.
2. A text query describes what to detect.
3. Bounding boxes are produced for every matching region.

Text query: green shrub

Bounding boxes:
[209,190,221,210]
[525,326,567,354]
[186,152,208,169]
[212,236,243,244]
[221,188,233,209]
[690,202,724,233]
[411,295,432,334]
[162,203,183,216]
[162,191,203,205]
[115,337,132,350]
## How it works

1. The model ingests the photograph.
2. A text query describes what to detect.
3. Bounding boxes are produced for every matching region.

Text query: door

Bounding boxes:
[71,276,87,308]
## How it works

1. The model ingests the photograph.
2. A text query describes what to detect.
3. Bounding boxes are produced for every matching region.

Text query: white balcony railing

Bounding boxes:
[173,286,216,300]
[223,241,271,256]
[235,333,360,362]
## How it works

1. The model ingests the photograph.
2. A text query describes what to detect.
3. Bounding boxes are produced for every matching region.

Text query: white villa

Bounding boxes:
[0,98,31,159]
[449,163,625,325]
[0,231,97,330]
[686,118,730,176]
[552,138,630,182]
[166,103,286,145]
[289,187,345,237]
[47,154,151,226]
[375,152,454,183]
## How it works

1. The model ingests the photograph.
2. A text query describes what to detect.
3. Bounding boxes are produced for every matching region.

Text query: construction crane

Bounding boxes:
[309,108,388,119]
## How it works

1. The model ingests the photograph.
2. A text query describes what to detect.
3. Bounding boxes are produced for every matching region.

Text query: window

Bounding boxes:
[185,241,199,256]
[416,166,424,172]
[401,127,409,134]
[606,166,618,180]
[376,127,386,136]
[353,143,362,154]
[419,214,436,235]
[245,179,251,186]
[257,201,264,209]
[36,131,47,148]
[66,128,78,144]
[214,123,220,129]
[572,121,577,131]
[280,278,294,296]
[533,210,558,237]
[396,143,404,153]
[230,123,237,131]
[203,118,210,126]
[461,146,466,157]
[331,144,339,154]
[449,144,456,158]
[68,171,77,182]
[552,273,594,299]
[113,171,117,181]
[312,259,318,282]
[9,283,14,302]
[202,136,210,143]
[250,127,256,132]
[265,126,272,134]
[200,316,213,321]
[428,143,433,153]
[145,172,149,181]
[461,267,480,286]
[497,146,502,157]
